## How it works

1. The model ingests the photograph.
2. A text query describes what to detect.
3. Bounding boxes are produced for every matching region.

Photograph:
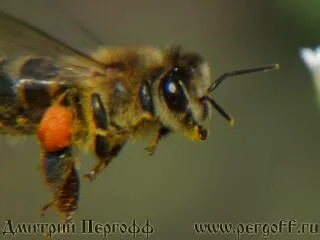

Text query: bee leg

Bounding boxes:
[37,104,72,153]
[40,147,80,220]
[145,125,171,155]
[84,140,126,181]
[84,92,116,181]
[40,201,54,217]
[87,135,109,180]
[37,96,76,219]
[56,164,80,222]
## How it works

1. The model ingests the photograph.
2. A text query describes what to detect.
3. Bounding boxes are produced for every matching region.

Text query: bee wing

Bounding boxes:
[0,10,106,78]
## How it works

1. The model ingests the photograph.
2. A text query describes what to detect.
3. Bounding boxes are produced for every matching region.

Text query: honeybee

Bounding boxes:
[0,11,279,221]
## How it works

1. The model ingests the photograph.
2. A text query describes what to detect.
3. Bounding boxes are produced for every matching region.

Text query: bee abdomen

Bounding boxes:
[0,57,70,134]
[15,57,70,113]
[0,63,17,106]
[0,60,20,115]
[15,78,68,110]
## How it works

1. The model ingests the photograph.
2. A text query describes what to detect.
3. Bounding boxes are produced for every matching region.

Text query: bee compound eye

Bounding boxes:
[161,74,188,113]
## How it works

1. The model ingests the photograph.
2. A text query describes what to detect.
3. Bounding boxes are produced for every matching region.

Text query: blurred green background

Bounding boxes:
[0,0,319,239]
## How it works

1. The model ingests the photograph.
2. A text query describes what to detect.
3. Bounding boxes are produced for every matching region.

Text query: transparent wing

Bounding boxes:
[0,10,106,77]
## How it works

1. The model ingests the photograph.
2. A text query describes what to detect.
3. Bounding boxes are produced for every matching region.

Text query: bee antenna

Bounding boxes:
[201,96,235,126]
[207,64,279,93]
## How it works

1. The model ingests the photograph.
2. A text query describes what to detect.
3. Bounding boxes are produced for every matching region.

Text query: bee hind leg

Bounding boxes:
[40,202,54,217]
[37,93,76,218]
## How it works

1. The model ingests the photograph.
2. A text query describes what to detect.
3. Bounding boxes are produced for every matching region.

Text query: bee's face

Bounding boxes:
[153,50,212,141]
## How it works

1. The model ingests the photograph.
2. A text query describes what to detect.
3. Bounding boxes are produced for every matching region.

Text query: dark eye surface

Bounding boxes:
[161,72,188,112]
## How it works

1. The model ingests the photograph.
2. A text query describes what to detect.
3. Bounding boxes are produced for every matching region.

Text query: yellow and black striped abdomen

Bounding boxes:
[0,57,70,135]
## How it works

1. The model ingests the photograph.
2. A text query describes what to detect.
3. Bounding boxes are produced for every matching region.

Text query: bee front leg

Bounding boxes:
[145,125,171,155]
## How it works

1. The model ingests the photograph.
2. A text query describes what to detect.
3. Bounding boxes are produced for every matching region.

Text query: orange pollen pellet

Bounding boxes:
[37,105,72,152]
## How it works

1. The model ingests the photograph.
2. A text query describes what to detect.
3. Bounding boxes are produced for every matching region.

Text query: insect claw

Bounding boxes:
[40,202,53,217]
[83,171,96,181]
[144,145,157,156]
[84,160,108,181]
[64,213,74,224]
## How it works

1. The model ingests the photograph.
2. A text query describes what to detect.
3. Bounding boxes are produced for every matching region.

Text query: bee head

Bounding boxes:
[153,47,212,142]
[152,47,278,142]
